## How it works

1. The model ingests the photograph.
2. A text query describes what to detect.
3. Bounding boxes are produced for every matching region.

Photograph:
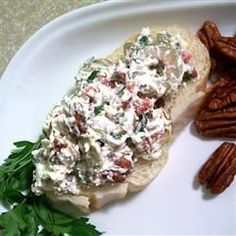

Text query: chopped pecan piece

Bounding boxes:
[112,172,125,182]
[198,142,236,194]
[115,157,132,169]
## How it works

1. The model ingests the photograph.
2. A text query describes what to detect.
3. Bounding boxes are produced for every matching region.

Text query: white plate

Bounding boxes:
[0,1,236,235]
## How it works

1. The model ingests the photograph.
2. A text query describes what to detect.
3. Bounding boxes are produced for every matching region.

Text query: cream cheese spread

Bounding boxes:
[32,28,197,195]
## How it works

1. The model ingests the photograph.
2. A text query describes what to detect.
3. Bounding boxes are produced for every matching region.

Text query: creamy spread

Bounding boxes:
[32,28,197,195]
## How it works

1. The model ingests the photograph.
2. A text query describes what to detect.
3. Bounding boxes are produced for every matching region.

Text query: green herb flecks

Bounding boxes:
[139,35,149,46]
[182,71,192,82]
[94,104,104,115]
[110,132,122,140]
[87,70,99,82]
[120,112,125,117]
[0,140,102,236]
[135,114,148,133]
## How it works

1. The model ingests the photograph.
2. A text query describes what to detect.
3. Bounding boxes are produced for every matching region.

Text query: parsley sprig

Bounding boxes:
[0,140,102,236]
[0,196,100,236]
[0,140,40,207]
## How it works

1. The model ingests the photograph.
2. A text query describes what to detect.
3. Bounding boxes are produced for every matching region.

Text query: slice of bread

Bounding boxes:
[46,25,210,213]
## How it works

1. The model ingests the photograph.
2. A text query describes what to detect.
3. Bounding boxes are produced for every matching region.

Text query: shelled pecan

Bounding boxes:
[215,37,236,61]
[198,142,236,194]
[196,21,236,71]
[194,73,236,138]
[197,21,221,50]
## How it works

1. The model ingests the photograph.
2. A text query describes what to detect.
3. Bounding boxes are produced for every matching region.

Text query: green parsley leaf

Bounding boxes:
[0,201,38,236]
[0,140,41,207]
[110,132,122,140]
[135,114,148,133]
[139,35,149,45]
[32,196,102,236]
[94,104,104,115]
[70,217,102,236]
[0,196,102,236]
[87,70,99,82]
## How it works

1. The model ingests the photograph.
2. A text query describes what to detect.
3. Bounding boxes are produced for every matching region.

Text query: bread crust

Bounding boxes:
[46,25,210,213]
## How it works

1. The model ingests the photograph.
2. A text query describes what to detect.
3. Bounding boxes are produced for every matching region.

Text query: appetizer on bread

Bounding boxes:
[32,26,210,213]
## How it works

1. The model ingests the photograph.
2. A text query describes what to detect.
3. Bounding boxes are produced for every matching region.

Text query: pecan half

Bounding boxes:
[197,21,221,49]
[194,75,236,138]
[195,125,236,138]
[202,21,221,49]
[197,30,210,50]
[215,37,236,61]
[197,107,236,121]
[112,172,125,182]
[196,21,236,72]
[207,80,236,110]
[198,142,236,194]
[211,158,236,193]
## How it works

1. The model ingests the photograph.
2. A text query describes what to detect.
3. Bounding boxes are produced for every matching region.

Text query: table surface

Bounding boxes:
[0,0,104,75]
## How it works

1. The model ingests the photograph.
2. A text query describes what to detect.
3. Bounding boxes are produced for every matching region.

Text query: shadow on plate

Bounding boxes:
[192,167,217,201]
[189,122,212,141]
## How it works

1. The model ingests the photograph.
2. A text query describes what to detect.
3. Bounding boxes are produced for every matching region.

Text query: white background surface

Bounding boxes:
[0,1,235,235]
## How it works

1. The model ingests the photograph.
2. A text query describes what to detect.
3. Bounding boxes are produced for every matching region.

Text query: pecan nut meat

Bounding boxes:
[197,107,236,121]
[203,21,221,49]
[198,142,236,194]
[196,21,236,72]
[215,37,236,61]
[211,158,236,194]
[207,80,236,111]
[197,21,221,50]
[194,74,236,138]
[197,30,210,50]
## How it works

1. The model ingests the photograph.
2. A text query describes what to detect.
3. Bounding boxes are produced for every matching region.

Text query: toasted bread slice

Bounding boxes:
[46,25,210,213]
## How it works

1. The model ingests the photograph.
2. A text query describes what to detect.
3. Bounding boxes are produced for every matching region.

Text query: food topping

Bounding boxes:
[32,28,197,195]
